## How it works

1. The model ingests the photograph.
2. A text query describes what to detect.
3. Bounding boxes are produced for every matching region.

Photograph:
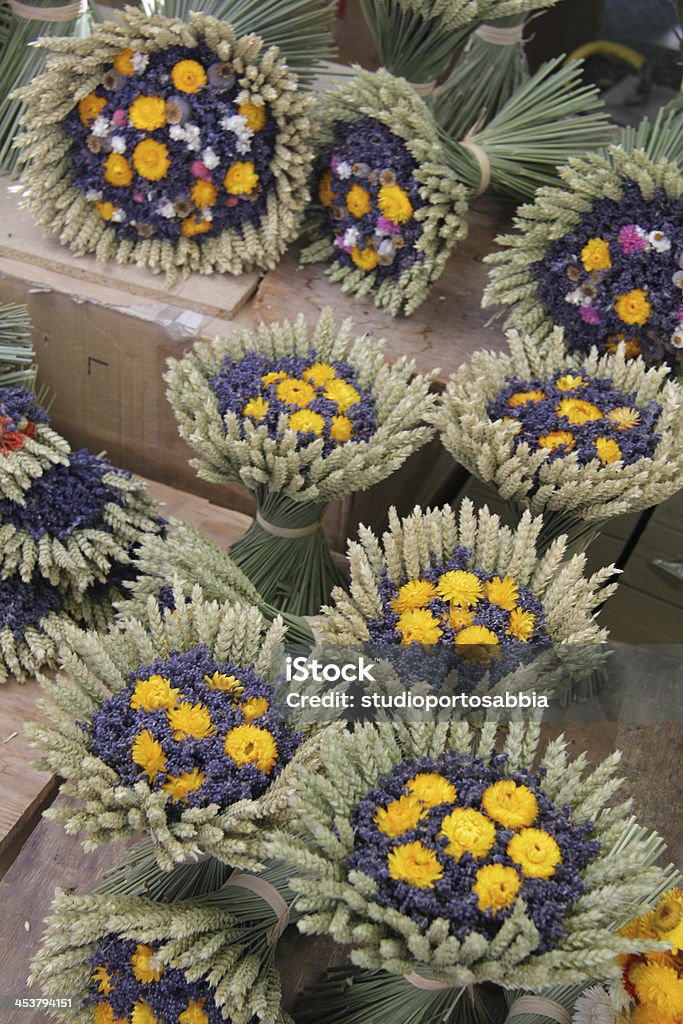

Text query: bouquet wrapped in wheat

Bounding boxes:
[165,309,437,615]
[431,330,683,553]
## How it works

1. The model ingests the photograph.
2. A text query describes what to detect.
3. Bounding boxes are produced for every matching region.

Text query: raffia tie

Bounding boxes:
[459,135,491,197]
[403,973,465,1022]
[475,22,525,45]
[9,0,87,21]
[256,510,321,538]
[505,996,572,1024]
[227,873,293,941]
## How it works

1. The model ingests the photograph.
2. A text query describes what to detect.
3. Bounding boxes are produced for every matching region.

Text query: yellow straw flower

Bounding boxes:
[330,415,353,442]
[224,161,259,195]
[555,374,587,391]
[179,1001,209,1024]
[436,570,483,607]
[92,965,114,995]
[378,184,413,224]
[243,396,269,422]
[508,828,562,879]
[595,436,622,465]
[448,606,474,631]
[113,49,135,76]
[204,672,244,696]
[131,944,164,984]
[94,201,117,221]
[133,139,170,181]
[318,170,336,207]
[181,218,211,237]
[95,1004,126,1024]
[276,377,316,407]
[171,59,207,94]
[606,406,641,430]
[580,237,612,272]
[351,246,379,271]
[131,1002,158,1024]
[406,773,456,807]
[508,390,545,407]
[190,180,218,207]
[168,701,216,740]
[346,184,372,218]
[129,95,166,131]
[224,724,279,773]
[238,101,266,131]
[288,409,325,436]
[396,608,442,645]
[387,841,443,888]
[390,579,438,614]
[374,794,428,837]
[481,779,538,829]
[131,675,180,712]
[454,625,500,664]
[654,888,683,953]
[303,361,337,387]
[161,768,206,804]
[103,153,133,188]
[262,370,288,386]
[485,575,519,611]
[615,288,652,325]
[78,93,107,126]
[631,961,683,1015]
[607,334,641,358]
[508,607,536,642]
[556,398,603,424]
[242,696,269,723]
[454,625,498,647]
[323,378,361,412]
[440,808,496,861]
[131,729,166,781]
[538,430,576,453]
[473,864,521,913]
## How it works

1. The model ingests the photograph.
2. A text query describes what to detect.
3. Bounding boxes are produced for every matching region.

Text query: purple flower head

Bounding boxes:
[0,386,49,430]
[0,573,61,639]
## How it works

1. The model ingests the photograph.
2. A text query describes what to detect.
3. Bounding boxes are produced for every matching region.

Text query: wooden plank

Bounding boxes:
[0,179,260,321]
[252,198,514,384]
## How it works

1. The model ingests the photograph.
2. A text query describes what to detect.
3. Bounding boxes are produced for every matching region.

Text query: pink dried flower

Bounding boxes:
[618,224,647,253]
[580,306,602,325]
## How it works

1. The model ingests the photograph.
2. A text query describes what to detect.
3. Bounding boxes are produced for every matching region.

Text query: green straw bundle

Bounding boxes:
[0,301,34,388]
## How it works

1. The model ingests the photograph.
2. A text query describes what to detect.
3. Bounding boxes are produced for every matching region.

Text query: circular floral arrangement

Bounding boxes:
[349,750,599,953]
[15,10,314,280]
[487,368,661,467]
[532,181,683,365]
[89,936,225,1024]
[87,646,301,817]
[211,348,377,454]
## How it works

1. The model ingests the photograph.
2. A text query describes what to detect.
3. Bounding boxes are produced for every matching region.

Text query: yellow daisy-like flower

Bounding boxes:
[606,406,641,430]
[485,575,519,611]
[94,1004,126,1024]
[130,674,180,712]
[131,944,164,984]
[161,768,206,804]
[440,808,496,861]
[238,101,266,132]
[330,415,353,442]
[508,607,536,642]
[631,961,683,1015]
[538,430,576,453]
[262,370,288,386]
[595,436,622,465]
[437,570,483,607]
[406,773,457,807]
[473,864,521,913]
[556,398,603,425]
[181,218,211,237]
[396,608,442,645]
[482,779,538,829]
[508,828,562,879]
[375,794,428,837]
[619,909,659,942]
[448,606,474,631]
[323,378,361,412]
[318,170,336,207]
[204,672,243,696]
[131,1002,158,1024]
[171,59,207,94]
[95,201,117,221]
[454,626,500,664]
[92,966,114,996]
[346,184,372,218]
[388,841,443,888]
[303,361,337,387]
[190,180,218,207]
[351,246,379,271]
[289,409,325,436]
[242,696,269,723]
[390,579,438,615]
[243,396,269,422]
[630,1005,679,1024]
[555,374,587,391]
[580,237,612,272]
[129,95,166,131]
[615,288,652,325]
[133,138,170,181]
[168,701,216,741]
[78,93,106,127]
[378,184,413,224]
[179,1001,209,1024]
[131,729,166,781]
[276,377,316,408]
[508,390,546,408]
[103,153,133,188]
[224,161,259,195]
[454,625,499,650]
[607,334,641,358]
[113,49,135,76]
[654,888,683,953]
[224,724,279,773]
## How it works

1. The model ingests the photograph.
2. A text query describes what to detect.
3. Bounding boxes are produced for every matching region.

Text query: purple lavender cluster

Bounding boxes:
[0,386,49,430]
[65,41,277,243]
[87,645,301,816]
[89,935,227,1024]
[0,449,126,540]
[532,181,683,365]
[0,573,61,639]
[315,116,424,281]
[210,348,377,456]
[487,370,661,466]
[348,751,599,952]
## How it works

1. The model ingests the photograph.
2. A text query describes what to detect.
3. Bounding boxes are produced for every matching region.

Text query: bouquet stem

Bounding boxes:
[230,490,346,616]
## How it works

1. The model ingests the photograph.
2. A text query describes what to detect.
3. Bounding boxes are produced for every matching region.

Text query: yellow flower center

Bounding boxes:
[346,184,372,218]
[131,729,167,782]
[390,579,438,615]
[473,864,521,913]
[580,237,612,272]
[171,59,207,94]
[507,827,562,879]
[436,570,483,607]
[481,780,538,829]
[224,724,278,773]
[485,575,519,612]
[556,398,603,425]
[131,944,164,984]
[129,95,166,131]
[288,409,326,436]
[276,377,316,408]
[440,808,496,861]
[167,701,216,740]
[242,396,269,422]
[130,674,179,712]
[405,773,457,807]
[103,153,133,188]
[378,184,413,224]
[614,288,652,325]
[508,390,545,407]
[224,160,259,195]
[538,430,575,453]
[387,841,443,888]
[396,608,442,645]
[351,246,378,271]
[237,102,266,132]
[133,138,170,181]
[375,794,428,837]
[595,436,622,465]
[161,768,207,804]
